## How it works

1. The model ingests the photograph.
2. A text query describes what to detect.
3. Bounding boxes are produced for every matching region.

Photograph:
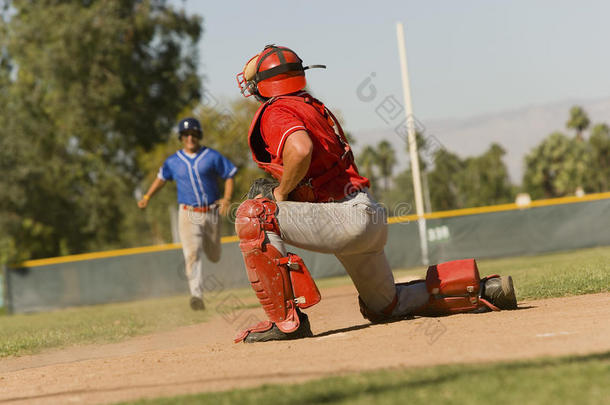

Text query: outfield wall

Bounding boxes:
[4,193,610,313]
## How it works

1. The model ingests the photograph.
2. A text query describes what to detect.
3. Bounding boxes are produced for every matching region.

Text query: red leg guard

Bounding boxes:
[359,259,506,323]
[234,198,320,342]
[276,253,321,309]
[416,258,500,316]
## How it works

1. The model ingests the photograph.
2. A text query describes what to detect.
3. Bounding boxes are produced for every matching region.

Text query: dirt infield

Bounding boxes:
[1,285,609,405]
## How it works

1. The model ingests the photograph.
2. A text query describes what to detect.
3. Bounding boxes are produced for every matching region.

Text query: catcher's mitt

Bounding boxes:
[247,178,279,200]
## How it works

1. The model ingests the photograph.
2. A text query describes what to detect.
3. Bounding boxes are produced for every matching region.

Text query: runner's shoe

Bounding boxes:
[190,296,205,311]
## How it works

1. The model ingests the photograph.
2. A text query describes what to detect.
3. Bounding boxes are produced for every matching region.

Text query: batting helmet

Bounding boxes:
[236,45,326,99]
[178,117,202,138]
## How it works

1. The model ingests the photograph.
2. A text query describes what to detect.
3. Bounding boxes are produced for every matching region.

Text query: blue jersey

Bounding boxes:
[158,147,237,207]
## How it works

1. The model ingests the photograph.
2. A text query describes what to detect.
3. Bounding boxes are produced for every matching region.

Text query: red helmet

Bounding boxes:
[237,45,325,99]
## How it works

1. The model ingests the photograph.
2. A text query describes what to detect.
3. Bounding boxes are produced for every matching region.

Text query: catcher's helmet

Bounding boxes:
[178,117,202,138]
[237,45,326,99]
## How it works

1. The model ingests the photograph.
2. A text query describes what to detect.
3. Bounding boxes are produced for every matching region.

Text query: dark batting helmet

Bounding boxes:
[178,117,202,138]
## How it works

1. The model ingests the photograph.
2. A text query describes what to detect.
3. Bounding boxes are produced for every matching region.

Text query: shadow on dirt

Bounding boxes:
[313,323,372,338]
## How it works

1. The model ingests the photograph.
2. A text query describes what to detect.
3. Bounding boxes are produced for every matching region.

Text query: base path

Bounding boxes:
[1,285,609,405]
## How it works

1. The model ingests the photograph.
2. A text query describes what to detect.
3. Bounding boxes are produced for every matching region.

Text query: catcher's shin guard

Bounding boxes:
[234,198,321,343]
[416,258,504,315]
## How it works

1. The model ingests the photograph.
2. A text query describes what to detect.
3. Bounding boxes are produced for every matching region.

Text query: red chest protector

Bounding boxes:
[248,93,367,202]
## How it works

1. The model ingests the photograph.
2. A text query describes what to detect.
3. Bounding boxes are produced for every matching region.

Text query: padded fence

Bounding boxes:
[4,195,610,313]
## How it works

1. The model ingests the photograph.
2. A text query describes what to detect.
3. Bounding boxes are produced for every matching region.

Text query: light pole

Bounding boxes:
[396,21,429,265]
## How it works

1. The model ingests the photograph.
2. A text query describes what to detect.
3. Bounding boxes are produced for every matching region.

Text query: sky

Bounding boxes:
[175,0,610,135]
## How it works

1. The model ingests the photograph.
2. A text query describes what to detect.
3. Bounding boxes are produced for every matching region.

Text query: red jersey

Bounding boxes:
[248,92,369,202]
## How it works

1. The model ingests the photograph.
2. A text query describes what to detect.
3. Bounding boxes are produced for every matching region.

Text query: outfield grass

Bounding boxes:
[1,246,608,358]
[392,245,610,301]
[123,351,610,405]
[0,295,214,358]
[477,247,610,300]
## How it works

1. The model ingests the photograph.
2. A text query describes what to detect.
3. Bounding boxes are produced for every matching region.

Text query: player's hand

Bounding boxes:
[273,188,288,202]
[137,196,150,209]
[216,198,230,216]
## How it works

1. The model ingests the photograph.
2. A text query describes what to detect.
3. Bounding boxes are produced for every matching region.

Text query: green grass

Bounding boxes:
[478,246,610,300]
[1,246,609,358]
[123,351,610,405]
[392,246,610,301]
[0,295,213,358]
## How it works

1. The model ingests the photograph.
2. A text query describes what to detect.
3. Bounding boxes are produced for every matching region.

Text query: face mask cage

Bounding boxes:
[236,71,257,97]
[236,53,260,98]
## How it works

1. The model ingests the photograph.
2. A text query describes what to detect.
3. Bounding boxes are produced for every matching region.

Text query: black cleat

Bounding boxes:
[483,276,517,310]
[190,296,205,311]
[244,312,313,343]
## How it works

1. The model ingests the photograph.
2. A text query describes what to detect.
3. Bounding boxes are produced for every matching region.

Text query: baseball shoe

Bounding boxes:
[483,276,517,310]
[244,311,313,343]
[190,296,205,311]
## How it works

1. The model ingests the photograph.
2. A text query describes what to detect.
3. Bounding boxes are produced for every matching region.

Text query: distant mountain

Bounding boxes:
[352,97,610,184]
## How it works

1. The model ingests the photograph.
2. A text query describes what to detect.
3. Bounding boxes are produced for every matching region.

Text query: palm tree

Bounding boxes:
[566,106,590,141]
[357,145,378,189]
[376,140,397,192]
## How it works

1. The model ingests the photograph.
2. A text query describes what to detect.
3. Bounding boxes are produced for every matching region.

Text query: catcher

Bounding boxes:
[234,45,517,343]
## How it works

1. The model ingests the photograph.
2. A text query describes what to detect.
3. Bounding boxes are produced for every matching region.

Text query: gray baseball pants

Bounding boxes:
[268,190,428,316]
[178,205,221,299]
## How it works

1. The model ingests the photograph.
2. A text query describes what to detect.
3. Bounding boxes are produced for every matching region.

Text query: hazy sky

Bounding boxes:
[176,0,610,134]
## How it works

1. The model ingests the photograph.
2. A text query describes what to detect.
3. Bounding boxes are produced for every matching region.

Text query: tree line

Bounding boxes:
[364,105,610,216]
[1,2,608,264]
[0,1,202,264]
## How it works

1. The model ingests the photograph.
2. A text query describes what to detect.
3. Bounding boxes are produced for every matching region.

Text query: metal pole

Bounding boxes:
[396,21,429,265]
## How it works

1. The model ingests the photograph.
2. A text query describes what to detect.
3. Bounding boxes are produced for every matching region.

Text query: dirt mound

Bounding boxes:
[1,285,608,405]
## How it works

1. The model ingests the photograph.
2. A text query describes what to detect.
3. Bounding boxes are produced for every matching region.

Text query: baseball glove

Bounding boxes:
[247,178,279,200]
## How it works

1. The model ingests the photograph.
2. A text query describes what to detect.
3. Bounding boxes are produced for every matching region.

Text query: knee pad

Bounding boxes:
[235,198,280,253]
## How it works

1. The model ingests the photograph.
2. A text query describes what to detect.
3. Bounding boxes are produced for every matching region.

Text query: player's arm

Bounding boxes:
[217,177,234,216]
[137,177,166,209]
[274,130,313,201]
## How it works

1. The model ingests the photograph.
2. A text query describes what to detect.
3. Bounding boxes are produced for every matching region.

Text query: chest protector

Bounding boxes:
[248,94,355,202]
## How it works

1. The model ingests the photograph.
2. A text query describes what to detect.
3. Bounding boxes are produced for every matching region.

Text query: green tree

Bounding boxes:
[376,140,397,192]
[382,132,430,213]
[588,123,610,192]
[0,1,202,263]
[381,168,415,217]
[523,132,593,199]
[566,106,590,141]
[427,149,464,210]
[357,145,379,192]
[424,143,513,210]
[458,144,514,207]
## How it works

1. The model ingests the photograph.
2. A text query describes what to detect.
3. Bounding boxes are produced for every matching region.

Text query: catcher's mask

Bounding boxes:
[236,44,326,100]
